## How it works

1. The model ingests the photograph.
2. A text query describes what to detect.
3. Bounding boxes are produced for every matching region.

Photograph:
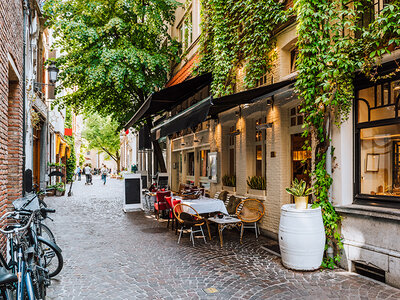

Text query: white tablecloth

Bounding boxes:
[177,197,228,215]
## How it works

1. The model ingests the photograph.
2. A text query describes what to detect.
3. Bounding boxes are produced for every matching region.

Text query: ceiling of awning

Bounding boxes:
[208,78,295,118]
[124,73,212,130]
[151,97,212,139]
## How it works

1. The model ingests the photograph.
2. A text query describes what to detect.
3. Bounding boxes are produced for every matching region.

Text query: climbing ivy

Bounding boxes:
[295,0,400,267]
[197,0,290,96]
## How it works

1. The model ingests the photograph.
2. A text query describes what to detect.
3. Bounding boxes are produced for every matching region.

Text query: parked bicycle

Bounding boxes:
[0,197,63,299]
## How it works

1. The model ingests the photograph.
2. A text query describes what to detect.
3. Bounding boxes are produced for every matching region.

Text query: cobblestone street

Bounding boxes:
[46,177,400,299]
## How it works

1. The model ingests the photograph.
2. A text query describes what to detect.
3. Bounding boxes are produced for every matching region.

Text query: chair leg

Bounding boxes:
[200,226,207,244]
[255,223,258,239]
[190,227,195,246]
[178,226,184,244]
[240,223,244,242]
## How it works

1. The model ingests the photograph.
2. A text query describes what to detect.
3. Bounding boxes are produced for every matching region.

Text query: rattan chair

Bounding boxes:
[236,198,265,240]
[173,203,207,246]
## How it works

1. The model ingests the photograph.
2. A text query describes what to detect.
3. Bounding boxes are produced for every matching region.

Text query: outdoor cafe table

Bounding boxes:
[175,196,229,215]
[208,215,242,248]
[173,196,229,241]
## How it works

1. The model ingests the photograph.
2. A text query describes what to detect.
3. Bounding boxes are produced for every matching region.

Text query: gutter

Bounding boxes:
[22,0,30,196]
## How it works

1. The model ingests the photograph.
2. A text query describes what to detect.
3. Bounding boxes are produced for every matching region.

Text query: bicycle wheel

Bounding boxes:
[39,224,56,244]
[37,239,63,278]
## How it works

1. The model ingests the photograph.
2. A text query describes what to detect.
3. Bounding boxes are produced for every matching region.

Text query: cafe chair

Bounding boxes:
[173,203,207,246]
[154,190,171,220]
[236,199,265,240]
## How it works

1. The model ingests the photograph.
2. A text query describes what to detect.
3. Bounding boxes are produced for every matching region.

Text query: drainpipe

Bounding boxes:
[22,0,29,196]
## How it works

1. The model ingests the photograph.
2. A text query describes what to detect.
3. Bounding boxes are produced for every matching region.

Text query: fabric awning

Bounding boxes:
[151,97,212,139]
[208,78,295,118]
[124,73,212,130]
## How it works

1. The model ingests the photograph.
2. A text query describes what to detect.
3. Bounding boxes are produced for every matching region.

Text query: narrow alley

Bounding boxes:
[46,177,400,299]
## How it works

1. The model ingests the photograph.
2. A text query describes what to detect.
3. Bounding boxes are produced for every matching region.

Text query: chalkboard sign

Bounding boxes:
[123,174,143,212]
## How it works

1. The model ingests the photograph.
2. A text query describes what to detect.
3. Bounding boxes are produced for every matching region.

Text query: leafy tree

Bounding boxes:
[44,0,181,126]
[82,114,121,172]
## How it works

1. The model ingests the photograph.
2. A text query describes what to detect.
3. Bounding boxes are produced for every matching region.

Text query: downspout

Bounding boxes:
[22,0,29,196]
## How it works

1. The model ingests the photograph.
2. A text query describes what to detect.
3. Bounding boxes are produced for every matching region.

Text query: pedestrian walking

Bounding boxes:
[75,165,82,181]
[84,164,92,185]
[101,165,107,185]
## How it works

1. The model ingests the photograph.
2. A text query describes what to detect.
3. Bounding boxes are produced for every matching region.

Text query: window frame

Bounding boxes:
[254,117,267,178]
[354,75,400,206]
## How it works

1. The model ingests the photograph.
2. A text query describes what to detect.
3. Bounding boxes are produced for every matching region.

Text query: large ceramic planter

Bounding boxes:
[279,204,325,271]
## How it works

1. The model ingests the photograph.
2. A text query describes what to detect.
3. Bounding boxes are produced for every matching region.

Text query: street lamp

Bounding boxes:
[47,62,59,84]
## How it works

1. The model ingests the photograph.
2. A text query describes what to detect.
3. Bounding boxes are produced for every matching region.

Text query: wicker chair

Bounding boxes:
[236,199,265,240]
[173,203,207,246]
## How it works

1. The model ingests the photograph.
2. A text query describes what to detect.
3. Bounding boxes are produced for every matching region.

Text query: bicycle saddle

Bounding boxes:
[0,267,17,285]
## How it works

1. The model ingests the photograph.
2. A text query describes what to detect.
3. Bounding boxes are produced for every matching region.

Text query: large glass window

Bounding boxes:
[355,78,400,203]
[187,152,195,176]
[255,118,266,177]
[360,124,400,196]
[199,149,209,177]
[229,126,235,176]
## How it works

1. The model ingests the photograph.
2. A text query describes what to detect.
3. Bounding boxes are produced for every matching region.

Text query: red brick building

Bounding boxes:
[0,0,24,210]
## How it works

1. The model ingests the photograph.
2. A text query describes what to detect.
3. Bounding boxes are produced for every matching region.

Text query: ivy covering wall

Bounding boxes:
[197,0,290,96]
[198,0,400,267]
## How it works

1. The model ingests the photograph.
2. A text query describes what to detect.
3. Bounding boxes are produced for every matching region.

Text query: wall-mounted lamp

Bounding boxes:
[266,97,274,108]
[228,129,241,136]
[256,122,273,130]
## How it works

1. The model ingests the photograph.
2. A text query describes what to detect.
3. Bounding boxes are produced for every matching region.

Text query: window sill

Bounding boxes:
[335,204,400,222]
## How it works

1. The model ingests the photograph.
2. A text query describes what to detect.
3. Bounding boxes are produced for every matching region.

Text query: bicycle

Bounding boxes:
[12,197,63,278]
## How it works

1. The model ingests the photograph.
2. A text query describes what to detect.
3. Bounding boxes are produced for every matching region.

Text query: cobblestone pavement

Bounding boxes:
[46,177,400,299]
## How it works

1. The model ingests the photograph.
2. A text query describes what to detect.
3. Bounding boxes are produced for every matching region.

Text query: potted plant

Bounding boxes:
[285,178,312,209]
[46,185,56,196]
[247,176,266,196]
[55,183,65,196]
[222,174,236,192]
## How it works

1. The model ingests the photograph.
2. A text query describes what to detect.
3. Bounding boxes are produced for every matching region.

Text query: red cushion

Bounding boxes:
[154,202,168,211]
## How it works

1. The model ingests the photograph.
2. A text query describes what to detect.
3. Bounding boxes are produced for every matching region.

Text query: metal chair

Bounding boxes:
[236,198,265,240]
[173,203,207,246]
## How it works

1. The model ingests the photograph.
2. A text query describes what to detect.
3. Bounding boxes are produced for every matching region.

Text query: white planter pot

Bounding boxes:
[223,186,236,193]
[247,189,266,197]
[279,204,325,271]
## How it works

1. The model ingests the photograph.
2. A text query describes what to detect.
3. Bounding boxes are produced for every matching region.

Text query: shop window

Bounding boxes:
[200,149,209,177]
[178,11,193,51]
[229,126,235,176]
[187,152,195,176]
[355,78,400,204]
[290,105,304,127]
[255,118,266,177]
[290,47,298,73]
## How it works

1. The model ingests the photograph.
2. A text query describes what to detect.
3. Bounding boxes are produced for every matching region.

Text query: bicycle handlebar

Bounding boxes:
[0,211,36,234]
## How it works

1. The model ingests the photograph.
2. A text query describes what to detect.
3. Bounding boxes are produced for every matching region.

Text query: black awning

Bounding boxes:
[151,97,212,139]
[209,78,295,117]
[124,73,212,129]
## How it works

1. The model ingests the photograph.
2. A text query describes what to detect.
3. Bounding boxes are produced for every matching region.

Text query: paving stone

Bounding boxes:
[46,176,400,299]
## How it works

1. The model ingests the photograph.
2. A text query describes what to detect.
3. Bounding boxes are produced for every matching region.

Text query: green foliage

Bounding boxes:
[48,162,65,168]
[247,176,266,190]
[222,174,236,187]
[286,178,312,198]
[48,182,65,192]
[43,0,181,126]
[197,0,290,96]
[82,114,121,171]
[295,0,400,267]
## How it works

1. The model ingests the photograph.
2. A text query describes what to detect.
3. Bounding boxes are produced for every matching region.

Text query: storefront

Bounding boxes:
[334,62,400,288]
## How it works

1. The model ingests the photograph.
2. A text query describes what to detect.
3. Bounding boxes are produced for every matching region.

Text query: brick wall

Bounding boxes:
[0,1,24,211]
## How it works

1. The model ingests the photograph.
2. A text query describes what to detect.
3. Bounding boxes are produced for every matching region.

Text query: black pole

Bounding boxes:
[22,0,29,196]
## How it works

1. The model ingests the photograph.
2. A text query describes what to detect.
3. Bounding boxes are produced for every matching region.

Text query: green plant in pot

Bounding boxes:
[286,178,312,209]
[247,176,266,190]
[222,175,236,187]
